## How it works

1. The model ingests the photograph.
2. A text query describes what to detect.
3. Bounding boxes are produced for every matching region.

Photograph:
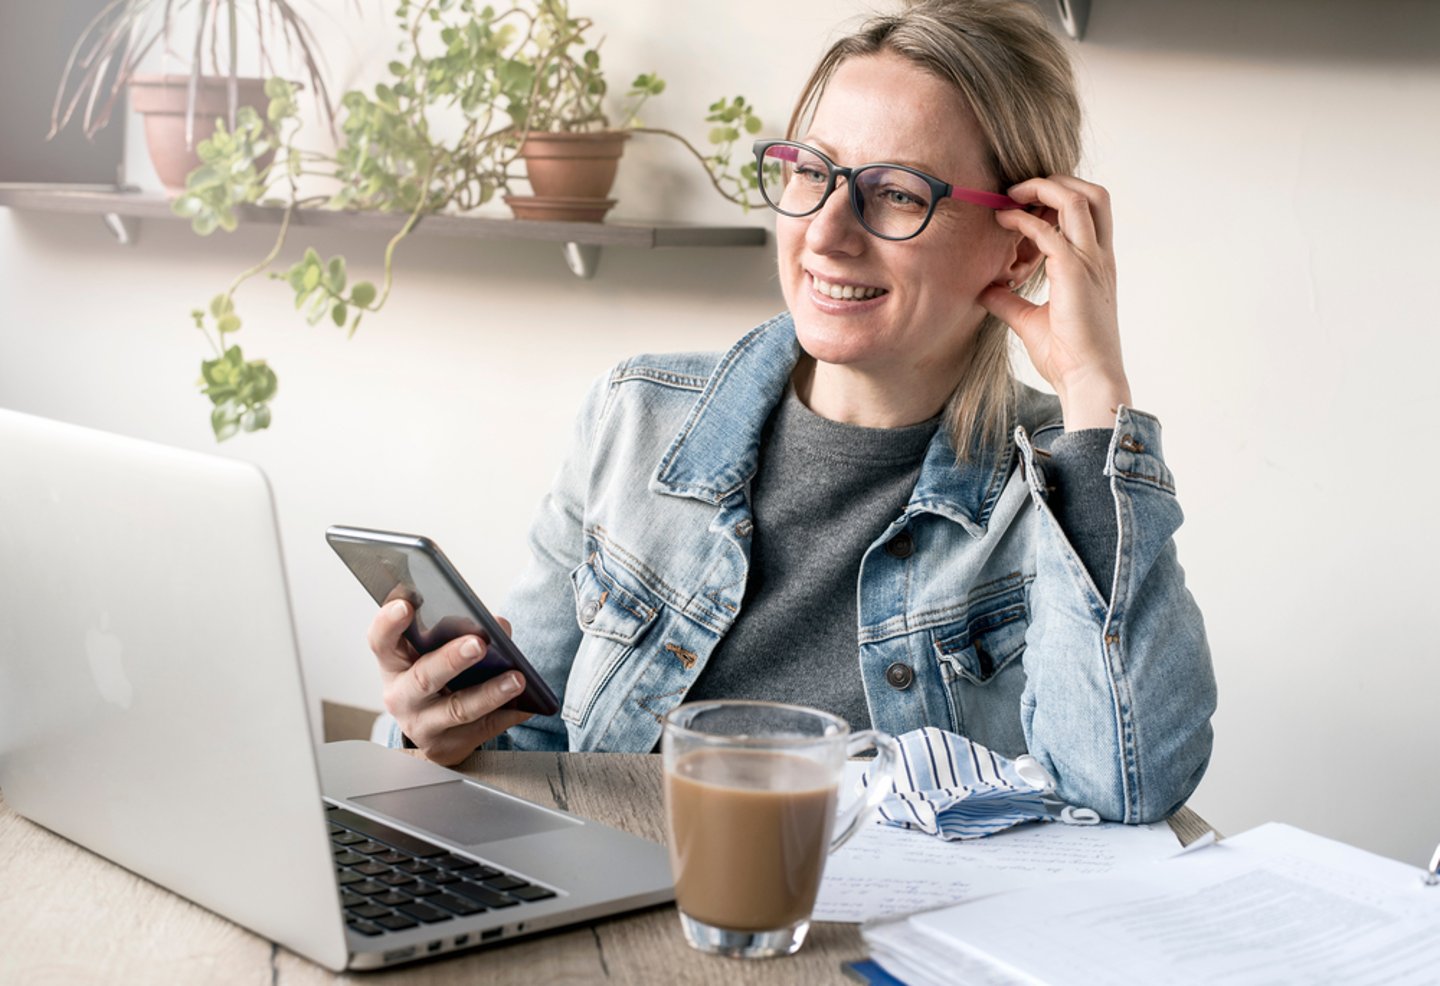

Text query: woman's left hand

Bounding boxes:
[979,175,1132,430]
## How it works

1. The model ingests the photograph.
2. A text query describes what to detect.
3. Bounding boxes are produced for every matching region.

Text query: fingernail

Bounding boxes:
[460,638,482,660]
[498,673,522,696]
[388,600,408,619]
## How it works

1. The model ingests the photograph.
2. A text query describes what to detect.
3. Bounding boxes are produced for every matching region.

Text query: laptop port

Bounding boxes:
[453,934,470,947]
[426,941,442,954]
[382,946,417,963]
[481,928,503,942]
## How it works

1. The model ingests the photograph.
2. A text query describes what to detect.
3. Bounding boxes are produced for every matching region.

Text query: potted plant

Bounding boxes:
[50,0,342,192]
[172,0,764,441]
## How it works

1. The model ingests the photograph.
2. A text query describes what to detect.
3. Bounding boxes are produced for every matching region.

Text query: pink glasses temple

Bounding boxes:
[763,144,1024,211]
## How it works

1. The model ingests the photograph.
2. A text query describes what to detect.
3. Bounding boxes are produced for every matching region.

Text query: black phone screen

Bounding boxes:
[326,527,560,717]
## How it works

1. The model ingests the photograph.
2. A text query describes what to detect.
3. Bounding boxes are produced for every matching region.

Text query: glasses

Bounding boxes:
[752,139,1024,242]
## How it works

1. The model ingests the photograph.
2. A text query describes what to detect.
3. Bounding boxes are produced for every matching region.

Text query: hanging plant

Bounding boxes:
[174,0,763,441]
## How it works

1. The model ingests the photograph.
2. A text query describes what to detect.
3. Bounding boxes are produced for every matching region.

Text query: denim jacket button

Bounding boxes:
[885,662,915,690]
[579,599,601,624]
[885,532,914,559]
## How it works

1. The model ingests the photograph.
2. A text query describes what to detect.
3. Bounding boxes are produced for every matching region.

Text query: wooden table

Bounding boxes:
[0,750,1212,984]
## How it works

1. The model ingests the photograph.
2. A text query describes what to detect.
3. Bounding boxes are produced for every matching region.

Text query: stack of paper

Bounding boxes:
[862,823,1440,986]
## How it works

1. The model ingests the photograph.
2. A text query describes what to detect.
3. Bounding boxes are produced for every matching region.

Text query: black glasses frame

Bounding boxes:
[752,139,963,242]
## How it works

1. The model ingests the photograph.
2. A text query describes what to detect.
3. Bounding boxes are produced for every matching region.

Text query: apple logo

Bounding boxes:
[86,612,133,709]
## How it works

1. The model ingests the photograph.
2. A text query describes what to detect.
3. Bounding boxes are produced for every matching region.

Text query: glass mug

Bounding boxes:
[661,701,899,958]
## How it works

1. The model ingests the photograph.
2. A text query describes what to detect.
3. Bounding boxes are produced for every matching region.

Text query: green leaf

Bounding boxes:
[327,256,347,293]
[216,313,241,335]
[172,195,202,218]
[331,302,347,327]
[241,404,272,432]
[211,403,241,442]
[389,60,408,76]
[302,265,321,291]
[349,281,377,307]
[254,364,278,401]
[209,294,232,318]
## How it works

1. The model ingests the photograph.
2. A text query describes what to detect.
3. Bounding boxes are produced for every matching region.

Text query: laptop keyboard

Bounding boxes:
[326,803,559,938]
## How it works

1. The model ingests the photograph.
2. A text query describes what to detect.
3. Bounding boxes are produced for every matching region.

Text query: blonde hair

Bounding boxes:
[788,0,1082,459]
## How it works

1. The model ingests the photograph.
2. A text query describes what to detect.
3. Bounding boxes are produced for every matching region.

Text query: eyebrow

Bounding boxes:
[801,135,942,177]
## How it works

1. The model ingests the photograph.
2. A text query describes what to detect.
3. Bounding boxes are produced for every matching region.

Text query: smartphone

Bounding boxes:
[325,525,560,717]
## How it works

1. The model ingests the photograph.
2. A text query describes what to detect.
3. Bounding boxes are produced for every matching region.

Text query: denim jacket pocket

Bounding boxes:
[564,547,661,727]
[930,598,1030,757]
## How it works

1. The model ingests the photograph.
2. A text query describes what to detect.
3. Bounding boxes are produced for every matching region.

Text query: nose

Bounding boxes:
[803,176,866,257]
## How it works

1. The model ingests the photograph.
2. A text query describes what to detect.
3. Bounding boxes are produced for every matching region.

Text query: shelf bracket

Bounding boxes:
[101,212,139,246]
[1054,0,1090,41]
[562,242,600,279]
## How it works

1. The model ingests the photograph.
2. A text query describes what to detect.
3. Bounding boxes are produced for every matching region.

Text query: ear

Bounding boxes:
[997,225,1045,288]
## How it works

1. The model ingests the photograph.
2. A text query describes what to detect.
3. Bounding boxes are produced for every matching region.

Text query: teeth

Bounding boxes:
[813,276,886,301]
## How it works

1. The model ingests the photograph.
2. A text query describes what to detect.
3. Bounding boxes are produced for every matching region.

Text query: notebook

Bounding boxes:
[0,408,674,971]
[862,822,1440,985]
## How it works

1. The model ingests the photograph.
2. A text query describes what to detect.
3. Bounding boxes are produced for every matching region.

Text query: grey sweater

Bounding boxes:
[685,386,1118,731]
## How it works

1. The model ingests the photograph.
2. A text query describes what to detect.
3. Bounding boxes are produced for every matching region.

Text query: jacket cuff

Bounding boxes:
[1105,406,1175,493]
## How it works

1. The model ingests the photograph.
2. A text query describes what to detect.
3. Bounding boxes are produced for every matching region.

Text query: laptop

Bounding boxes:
[0,408,674,971]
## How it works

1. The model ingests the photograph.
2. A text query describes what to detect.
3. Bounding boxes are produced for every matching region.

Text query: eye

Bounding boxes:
[794,163,828,185]
[877,185,928,210]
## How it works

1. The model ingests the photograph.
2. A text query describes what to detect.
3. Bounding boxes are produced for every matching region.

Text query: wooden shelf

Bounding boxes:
[0,187,769,278]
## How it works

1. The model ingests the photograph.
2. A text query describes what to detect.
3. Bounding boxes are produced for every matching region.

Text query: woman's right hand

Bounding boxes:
[368,599,533,765]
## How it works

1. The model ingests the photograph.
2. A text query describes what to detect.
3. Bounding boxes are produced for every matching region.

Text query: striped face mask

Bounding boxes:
[858,727,1101,840]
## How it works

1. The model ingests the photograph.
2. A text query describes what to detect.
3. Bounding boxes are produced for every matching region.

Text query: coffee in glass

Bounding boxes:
[662,701,898,958]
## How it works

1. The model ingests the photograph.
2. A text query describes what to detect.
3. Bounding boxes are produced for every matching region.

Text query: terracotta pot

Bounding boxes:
[128,74,273,194]
[502,194,618,223]
[514,130,630,221]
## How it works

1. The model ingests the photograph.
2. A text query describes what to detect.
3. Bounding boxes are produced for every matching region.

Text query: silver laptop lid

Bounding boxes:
[0,409,349,971]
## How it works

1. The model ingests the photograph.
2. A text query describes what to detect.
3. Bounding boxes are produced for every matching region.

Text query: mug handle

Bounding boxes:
[828,729,900,853]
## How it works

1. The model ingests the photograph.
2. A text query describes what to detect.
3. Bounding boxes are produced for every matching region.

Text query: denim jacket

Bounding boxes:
[390,313,1216,823]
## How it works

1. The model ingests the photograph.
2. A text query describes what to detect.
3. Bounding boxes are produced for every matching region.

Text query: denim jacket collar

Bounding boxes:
[650,312,1014,536]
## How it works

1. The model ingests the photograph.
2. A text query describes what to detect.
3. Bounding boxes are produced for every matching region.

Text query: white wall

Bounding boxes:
[3,0,1436,867]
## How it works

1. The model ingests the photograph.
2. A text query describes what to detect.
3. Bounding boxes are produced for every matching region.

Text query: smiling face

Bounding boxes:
[777,51,1025,396]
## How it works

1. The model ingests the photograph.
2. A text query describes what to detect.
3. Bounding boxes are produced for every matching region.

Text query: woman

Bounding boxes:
[368,0,1216,824]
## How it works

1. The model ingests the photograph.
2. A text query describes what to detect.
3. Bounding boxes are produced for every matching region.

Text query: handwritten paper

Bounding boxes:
[814,762,1181,922]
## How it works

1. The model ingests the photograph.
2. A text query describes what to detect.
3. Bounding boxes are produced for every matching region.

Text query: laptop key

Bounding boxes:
[481,875,529,892]
[373,891,413,906]
[397,902,453,924]
[336,871,366,886]
[451,883,517,909]
[429,872,460,886]
[347,919,384,937]
[374,851,409,865]
[333,851,368,866]
[508,886,558,902]
[350,880,390,896]
[327,808,449,858]
[353,862,391,877]
[437,855,480,872]
[340,891,366,908]
[431,894,484,916]
[380,873,418,888]
[353,841,389,855]
[331,831,366,846]
[346,904,392,920]
[375,913,420,931]
[396,860,436,875]
[408,883,441,897]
